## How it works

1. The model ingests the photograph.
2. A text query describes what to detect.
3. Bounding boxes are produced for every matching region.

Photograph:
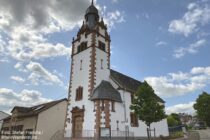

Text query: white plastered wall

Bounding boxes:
[109,78,169,137]
[65,26,110,137]
[36,100,67,140]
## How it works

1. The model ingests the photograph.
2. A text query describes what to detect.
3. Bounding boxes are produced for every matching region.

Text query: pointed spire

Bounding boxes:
[91,0,94,5]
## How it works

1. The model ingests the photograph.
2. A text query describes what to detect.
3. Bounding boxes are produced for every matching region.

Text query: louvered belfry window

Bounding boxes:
[76,86,83,101]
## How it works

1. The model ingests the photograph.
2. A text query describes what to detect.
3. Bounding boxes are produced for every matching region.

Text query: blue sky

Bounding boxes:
[0,0,210,114]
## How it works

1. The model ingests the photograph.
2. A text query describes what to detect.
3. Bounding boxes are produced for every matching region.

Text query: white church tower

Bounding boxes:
[64,1,169,139]
[64,0,115,138]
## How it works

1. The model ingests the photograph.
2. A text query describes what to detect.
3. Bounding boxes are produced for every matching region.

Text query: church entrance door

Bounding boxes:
[71,107,84,138]
[73,116,83,137]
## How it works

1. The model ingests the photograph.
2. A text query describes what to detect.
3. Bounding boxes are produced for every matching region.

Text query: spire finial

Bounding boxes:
[91,0,94,5]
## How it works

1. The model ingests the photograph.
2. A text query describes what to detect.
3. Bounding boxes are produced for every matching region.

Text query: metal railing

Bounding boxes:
[63,129,134,139]
[111,130,134,137]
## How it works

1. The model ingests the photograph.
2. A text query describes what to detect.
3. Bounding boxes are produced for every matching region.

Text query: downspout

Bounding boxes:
[122,86,128,139]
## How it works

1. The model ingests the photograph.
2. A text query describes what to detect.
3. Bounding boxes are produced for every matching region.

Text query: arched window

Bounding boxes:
[76,86,83,101]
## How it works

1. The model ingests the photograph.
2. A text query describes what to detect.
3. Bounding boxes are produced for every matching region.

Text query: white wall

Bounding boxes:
[36,100,67,140]
[109,79,169,137]
[65,25,110,137]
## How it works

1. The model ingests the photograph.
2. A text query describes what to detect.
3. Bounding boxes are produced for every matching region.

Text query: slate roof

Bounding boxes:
[9,98,67,118]
[110,69,141,92]
[90,80,122,102]
[110,69,165,103]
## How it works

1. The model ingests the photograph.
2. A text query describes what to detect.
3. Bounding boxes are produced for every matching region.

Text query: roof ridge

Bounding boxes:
[11,98,67,114]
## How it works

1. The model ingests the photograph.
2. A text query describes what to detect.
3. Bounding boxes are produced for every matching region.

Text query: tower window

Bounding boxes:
[76,86,83,101]
[80,60,83,70]
[77,42,87,53]
[98,41,105,51]
[101,59,103,69]
[130,112,139,127]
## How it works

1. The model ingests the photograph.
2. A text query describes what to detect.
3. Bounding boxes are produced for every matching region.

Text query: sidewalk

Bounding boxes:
[173,131,200,140]
[171,138,188,140]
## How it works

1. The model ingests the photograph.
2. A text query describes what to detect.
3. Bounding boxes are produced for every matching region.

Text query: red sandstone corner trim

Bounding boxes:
[88,32,97,96]
[104,100,111,128]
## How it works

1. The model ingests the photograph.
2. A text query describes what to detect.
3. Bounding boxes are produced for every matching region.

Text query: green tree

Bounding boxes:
[130,81,166,140]
[193,91,210,127]
[171,113,182,125]
[167,115,178,127]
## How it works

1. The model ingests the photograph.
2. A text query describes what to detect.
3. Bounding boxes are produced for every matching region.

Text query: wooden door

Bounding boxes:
[73,116,83,138]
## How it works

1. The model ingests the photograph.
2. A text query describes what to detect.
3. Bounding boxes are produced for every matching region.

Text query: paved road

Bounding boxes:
[188,131,200,140]
[171,129,210,140]
[197,129,210,140]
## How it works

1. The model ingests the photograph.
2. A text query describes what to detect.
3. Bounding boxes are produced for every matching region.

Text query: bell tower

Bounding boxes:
[64,0,111,138]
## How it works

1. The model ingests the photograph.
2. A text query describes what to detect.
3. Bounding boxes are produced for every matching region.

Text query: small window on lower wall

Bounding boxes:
[93,101,96,112]
[101,100,105,111]
[130,112,139,127]
[111,101,115,112]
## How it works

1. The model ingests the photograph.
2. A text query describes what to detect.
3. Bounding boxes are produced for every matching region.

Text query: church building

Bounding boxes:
[64,1,169,139]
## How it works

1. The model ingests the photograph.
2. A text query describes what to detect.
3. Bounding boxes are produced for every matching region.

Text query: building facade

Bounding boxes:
[64,1,169,139]
[0,111,9,131]
[1,99,67,140]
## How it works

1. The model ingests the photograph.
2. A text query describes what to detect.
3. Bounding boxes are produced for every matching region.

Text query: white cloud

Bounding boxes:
[168,2,210,37]
[53,70,64,78]
[191,67,210,75]
[102,9,125,30]
[174,39,206,58]
[166,102,195,114]
[26,61,64,86]
[0,88,52,113]
[0,0,90,32]
[112,0,119,3]
[0,0,124,62]
[156,41,167,47]
[145,66,210,97]
[0,35,6,53]
[10,76,25,83]
[14,62,27,72]
[0,58,9,63]
[5,26,72,61]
